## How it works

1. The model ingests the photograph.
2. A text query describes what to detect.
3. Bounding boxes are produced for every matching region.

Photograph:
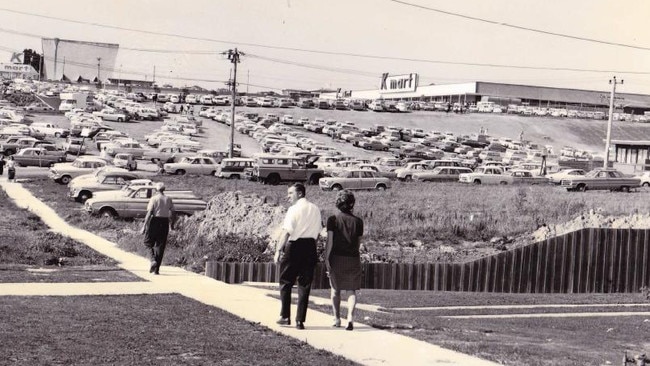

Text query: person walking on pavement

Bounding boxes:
[141,183,175,275]
[6,156,16,181]
[325,190,363,331]
[0,155,5,176]
[274,183,322,330]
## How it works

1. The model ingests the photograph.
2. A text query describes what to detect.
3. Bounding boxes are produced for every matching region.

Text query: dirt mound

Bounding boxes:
[183,191,287,244]
[531,210,650,241]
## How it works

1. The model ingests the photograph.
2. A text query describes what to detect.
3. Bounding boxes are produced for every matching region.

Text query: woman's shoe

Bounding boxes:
[333,318,341,328]
[346,322,353,331]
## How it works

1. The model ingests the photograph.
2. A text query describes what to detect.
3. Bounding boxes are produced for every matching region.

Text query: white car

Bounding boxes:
[164,156,219,175]
[49,156,110,184]
[547,169,586,185]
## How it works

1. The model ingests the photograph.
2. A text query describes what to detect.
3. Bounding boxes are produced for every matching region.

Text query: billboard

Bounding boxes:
[380,73,419,93]
[41,38,119,82]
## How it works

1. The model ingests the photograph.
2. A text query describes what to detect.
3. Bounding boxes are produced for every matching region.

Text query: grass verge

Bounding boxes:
[0,294,358,366]
[0,188,138,282]
[305,289,650,366]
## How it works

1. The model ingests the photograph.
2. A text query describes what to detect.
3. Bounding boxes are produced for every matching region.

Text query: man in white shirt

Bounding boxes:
[274,183,322,330]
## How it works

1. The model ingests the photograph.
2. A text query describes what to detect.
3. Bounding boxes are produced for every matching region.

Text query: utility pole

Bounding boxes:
[222,48,243,158]
[153,65,156,84]
[97,57,101,85]
[604,76,623,169]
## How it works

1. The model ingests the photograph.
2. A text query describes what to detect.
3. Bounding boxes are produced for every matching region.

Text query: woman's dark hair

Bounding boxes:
[335,189,355,213]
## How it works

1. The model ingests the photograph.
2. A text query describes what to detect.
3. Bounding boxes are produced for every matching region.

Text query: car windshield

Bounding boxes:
[71,160,85,168]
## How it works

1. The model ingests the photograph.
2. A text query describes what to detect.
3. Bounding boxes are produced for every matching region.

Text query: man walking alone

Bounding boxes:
[141,183,175,275]
[274,183,322,330]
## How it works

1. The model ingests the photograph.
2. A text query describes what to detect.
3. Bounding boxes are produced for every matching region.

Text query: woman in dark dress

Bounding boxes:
[325,190,363,331]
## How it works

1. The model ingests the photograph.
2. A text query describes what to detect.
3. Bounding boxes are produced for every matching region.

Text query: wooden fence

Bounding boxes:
[204,228,650,293]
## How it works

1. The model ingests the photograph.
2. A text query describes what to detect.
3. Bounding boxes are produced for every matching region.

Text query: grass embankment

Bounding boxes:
[1,294,357,366]
[22,177,650,270]
[0,189,138,282]
[307,289,650,366]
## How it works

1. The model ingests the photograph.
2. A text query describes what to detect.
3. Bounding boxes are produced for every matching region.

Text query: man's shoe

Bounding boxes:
[276,317,290,326]
[345,322,353,331]
[296,321,305,330]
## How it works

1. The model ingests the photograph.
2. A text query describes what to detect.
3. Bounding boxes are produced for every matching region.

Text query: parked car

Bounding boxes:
[12,147,67,167]
[215,158,254,179]
[319,170,390,191]
[508,169,551,185]
[24,102,55,112]
[84,185,206,219]
[459,166,513,185]
[63,137,87,155]
[92,108,129,122]
[30,122,69,137]
[163,156,220,175]
[113,153,138,171]
[68,170,140,202]
[394,161,434,181]
[104,140,146,158]
[561,168,640,192]
[49,156,110,184]
[547,169,586,185]
[412,166,473,182]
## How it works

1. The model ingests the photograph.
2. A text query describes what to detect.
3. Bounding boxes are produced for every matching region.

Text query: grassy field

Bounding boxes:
[22,176,650,269]
[0,188,139,282]
[0,294,357,366]
[306,289,650,366]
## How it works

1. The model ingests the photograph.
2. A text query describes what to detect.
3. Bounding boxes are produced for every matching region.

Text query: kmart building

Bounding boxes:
[321,73,650,115]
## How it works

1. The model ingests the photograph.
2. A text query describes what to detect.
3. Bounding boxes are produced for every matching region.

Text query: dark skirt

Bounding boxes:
[7,168,15,180]
[329,254,361,291]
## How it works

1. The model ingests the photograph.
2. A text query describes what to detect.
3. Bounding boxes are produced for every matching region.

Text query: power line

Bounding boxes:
[390,0,650,51]
[3,6,650,69]
[247,53,378,78]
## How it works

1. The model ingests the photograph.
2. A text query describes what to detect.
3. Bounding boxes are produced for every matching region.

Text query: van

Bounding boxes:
[216,158,254,179]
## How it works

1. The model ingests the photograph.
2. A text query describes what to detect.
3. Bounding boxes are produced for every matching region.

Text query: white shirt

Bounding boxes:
[283,198,322,241]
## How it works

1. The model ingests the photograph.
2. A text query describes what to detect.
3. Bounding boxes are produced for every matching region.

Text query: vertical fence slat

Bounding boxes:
[641,229,650,287]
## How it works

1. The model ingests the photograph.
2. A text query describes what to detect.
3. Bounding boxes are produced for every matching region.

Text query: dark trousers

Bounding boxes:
[144,217,169,272]
[279,238,317,323]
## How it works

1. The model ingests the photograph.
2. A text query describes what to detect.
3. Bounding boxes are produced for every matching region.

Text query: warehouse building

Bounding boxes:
[322,77,650,115]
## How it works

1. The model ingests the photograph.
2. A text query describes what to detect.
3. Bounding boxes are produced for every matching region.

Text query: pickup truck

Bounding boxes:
[12,147,67,167]
[84,186,207,218]
[561,168,640,192]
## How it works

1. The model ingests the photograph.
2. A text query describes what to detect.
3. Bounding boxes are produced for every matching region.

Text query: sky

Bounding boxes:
[0,0,649,94]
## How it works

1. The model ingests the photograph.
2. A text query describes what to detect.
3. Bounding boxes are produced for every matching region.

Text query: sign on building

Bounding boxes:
[380,73,419,93]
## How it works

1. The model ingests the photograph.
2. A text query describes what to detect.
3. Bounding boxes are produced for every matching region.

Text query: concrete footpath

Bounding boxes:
[0,177,498,366]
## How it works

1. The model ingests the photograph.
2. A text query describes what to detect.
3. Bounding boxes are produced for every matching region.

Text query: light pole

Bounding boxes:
[118,64,123,92]
[603,76,623,169]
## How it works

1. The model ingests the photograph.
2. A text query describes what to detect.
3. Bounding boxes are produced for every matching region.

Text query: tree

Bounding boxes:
[23,49,42,78]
